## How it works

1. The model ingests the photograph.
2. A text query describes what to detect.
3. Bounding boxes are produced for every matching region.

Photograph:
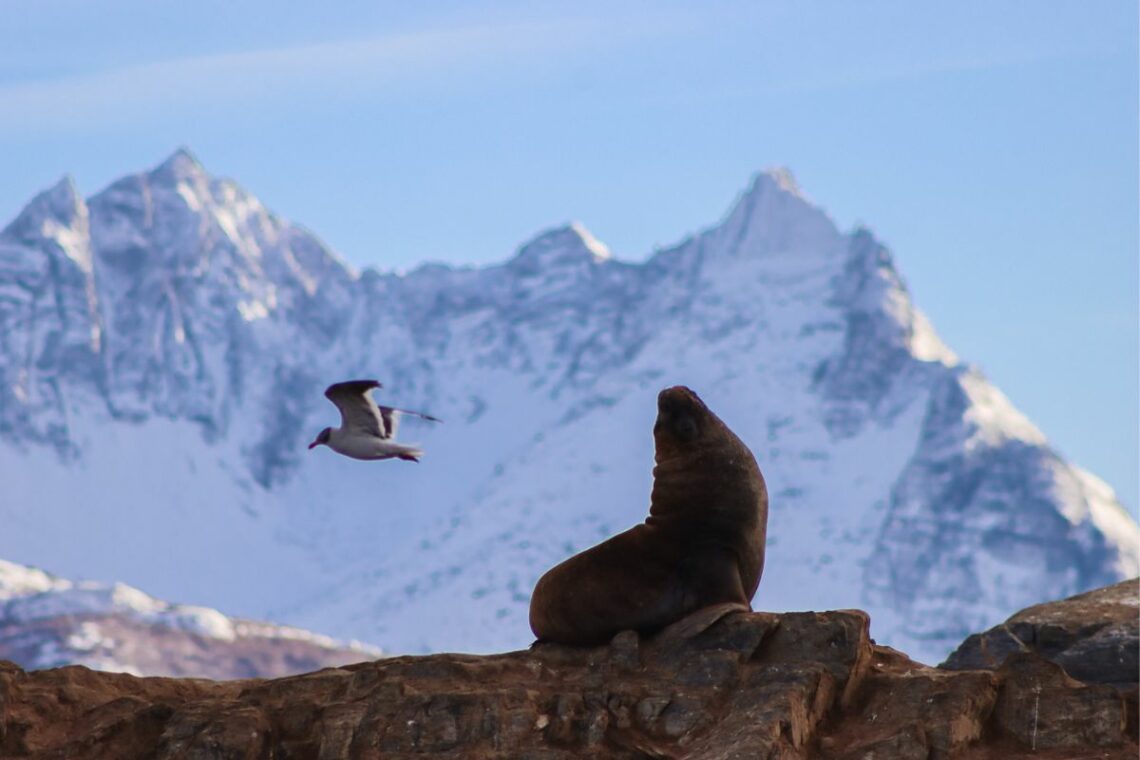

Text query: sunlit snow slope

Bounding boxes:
[0,150,1134,664]
[0,559,379,678]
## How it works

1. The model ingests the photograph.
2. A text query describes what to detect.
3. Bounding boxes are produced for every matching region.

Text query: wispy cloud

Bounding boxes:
[0,16,658,133]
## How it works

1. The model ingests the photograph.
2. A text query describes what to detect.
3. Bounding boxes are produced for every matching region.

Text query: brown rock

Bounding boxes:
[817,645,999,760]
[2,595,1138,759]
[992,653,1127,750]
[942,578,1140,691]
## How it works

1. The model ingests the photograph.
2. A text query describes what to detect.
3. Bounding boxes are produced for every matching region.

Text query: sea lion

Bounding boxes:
[529,385,768,645]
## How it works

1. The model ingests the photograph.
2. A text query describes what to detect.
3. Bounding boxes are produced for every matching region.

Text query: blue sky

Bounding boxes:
[2,1,1136,511]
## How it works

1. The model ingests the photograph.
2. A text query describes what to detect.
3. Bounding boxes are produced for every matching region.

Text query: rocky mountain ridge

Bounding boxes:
[0,149,1135,666]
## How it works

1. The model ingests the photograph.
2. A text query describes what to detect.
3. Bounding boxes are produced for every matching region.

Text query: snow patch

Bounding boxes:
[0,560,66,599]
[1075,468,1140,577]
[959,369,1047,447]
[568,222,611,261]
[908,309,957,365]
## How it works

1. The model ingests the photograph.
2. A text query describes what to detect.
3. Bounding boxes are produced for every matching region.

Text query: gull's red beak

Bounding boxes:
[308,440,319,450]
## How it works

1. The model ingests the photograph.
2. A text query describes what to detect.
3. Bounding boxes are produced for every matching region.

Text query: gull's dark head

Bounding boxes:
[308,427,332,450]
[653,386,710,459]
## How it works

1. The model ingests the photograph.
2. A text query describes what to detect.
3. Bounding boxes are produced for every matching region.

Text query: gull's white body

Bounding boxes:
[309,379,439,462]
[326,429,422,462]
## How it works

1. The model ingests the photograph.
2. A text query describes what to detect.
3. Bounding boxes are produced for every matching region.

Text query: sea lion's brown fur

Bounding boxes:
[528,385,768,645]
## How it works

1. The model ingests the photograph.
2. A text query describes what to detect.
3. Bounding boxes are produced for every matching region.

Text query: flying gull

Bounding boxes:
[308,380,440,462]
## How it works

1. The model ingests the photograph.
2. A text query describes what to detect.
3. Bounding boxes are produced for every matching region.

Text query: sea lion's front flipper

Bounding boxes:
[652,601,750,644]
[676,543,751,607]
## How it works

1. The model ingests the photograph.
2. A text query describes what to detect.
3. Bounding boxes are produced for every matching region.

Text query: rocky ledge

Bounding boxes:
[1,583,1136,759]
[941,578,1137,691]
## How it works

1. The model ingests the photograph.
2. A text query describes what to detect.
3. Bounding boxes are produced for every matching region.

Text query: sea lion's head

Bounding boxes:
[654,386,715,461]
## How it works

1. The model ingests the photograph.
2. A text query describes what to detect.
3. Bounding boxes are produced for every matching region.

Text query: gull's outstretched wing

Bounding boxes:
[324,380,386,439]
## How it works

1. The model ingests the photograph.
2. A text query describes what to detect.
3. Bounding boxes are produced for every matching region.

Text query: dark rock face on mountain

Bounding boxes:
[1,586,1136,759]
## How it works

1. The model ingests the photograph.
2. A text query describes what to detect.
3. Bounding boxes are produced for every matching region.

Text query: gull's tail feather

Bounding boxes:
[384,406,442,423]
[391,443,424,462]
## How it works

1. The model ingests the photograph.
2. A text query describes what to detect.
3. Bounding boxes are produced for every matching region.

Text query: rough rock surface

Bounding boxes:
[1,598,1136,759]
[942,578,1139,690]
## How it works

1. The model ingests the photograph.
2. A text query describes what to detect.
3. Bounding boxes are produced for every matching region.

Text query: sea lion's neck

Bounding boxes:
[647,441,757,532]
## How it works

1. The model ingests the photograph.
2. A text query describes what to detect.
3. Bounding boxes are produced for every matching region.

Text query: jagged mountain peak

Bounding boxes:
[689,166,845,262]
[756,166,805,197]
[36,175,84,216]
[89,147,248,233]
[739,166,816,212]
[149,147,208,185]
[563,221,612,260]
[86,148,352,295]
[2,175,87,243]
[507,222,612,275]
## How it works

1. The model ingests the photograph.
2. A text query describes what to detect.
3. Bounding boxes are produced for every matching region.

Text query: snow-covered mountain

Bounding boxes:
[0,558,379,678]
[0,150,1134,665]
